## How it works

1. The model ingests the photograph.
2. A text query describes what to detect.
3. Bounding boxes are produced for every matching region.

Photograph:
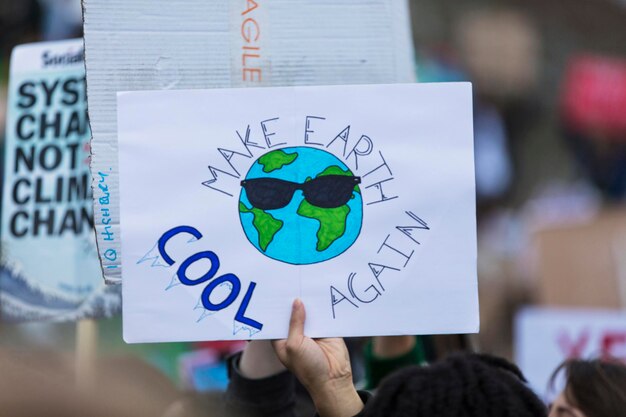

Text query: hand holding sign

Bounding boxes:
[272,299,364,417]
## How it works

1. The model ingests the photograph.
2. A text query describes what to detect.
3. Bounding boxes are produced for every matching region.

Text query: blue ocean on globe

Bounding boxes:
[238,146,363,265]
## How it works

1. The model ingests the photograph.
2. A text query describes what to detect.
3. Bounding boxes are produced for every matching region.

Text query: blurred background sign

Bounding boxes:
[515,307,626,399]
[534,208,626,309]
[0,39,120,322]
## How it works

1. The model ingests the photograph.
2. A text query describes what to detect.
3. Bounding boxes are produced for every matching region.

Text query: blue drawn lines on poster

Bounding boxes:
[193,280,234,323]
[165,273,181,290]
[137,230,199,269]
[137,243,173,268]
[138,225,264,334]
[234,319,262,338]
[194,297,216,322]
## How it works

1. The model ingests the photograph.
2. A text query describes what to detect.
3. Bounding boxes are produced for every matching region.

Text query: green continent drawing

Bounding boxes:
[297,200,350,251]
[258,149,298,173]
[296,164,356,251]
[315,165,361,194]
[239,202,283,251]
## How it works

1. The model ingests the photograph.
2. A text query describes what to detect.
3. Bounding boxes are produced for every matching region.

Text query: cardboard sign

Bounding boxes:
[0,40,120,321]
[534,208,626,309]
[118,82,477,342]
[83,0,416,284]
[515,307,626,400]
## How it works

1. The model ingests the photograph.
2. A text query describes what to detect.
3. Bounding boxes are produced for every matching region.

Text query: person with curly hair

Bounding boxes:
[365,353,547,417]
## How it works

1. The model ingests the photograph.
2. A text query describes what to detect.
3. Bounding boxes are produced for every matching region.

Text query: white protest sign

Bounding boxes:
[118,82,477,342]
[515,307,626,400]
[0,40,120,321]
[83,0,416,284]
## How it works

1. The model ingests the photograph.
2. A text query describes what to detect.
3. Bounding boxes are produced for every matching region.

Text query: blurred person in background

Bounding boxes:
[549,358,626,417]
[37,0,83,40]
[456,9,541,212]
[561,56,626,202]
[0,1,41,58]
[0,0,42,143]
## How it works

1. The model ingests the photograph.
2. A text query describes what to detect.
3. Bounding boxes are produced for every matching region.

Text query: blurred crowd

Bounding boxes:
[1,0,626,416]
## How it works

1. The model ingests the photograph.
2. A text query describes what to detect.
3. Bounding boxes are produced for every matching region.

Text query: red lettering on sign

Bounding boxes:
[557,329,590,358]
[240,3,262,83]
[241,0,259,15]
[601,331,626,361]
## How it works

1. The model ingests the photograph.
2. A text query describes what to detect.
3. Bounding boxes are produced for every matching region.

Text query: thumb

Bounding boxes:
[271,298,305,360]
[287,298,306,341]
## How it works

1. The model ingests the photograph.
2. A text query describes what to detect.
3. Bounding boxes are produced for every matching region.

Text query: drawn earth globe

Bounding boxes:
[238,146,363,265]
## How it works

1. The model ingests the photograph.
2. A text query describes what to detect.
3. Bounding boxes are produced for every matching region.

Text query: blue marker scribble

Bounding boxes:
[233,321,261,338]
[165,273,181,290]
[137,242,171,268]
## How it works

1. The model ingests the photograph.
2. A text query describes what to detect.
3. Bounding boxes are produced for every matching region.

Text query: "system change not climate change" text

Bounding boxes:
[7,76,92,237]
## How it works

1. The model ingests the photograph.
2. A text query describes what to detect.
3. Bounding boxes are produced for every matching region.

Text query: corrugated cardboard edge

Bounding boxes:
[82,0,120,285]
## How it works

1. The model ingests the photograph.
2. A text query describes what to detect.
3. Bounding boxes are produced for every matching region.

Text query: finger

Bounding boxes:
[272,299,305,363]
[271,299,304,356]
[287,298,306,342]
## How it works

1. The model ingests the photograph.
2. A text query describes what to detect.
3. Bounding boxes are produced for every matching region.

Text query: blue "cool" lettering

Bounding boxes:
[157,225,263,331]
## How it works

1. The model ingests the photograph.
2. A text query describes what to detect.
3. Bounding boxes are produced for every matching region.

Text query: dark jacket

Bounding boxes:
[224,352,369,417]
